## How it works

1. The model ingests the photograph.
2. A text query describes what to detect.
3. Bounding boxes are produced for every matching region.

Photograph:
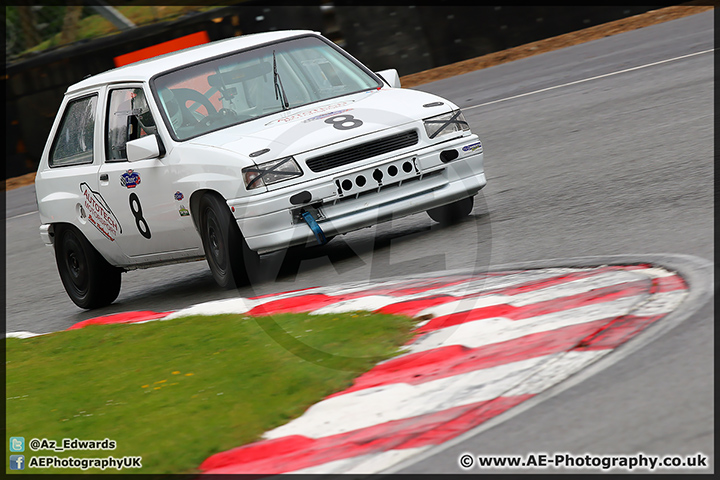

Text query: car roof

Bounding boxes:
[67,30,319,94]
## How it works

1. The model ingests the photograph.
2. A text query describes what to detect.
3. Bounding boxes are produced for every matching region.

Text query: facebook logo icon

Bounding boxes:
[10,455,25,470]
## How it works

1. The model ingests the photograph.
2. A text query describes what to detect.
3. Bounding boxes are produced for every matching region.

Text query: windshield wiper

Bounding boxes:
[273,50,289,110]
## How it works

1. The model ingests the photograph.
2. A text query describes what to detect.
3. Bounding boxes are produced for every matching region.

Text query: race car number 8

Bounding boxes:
[324,114,363,130]
[129,192,151,239]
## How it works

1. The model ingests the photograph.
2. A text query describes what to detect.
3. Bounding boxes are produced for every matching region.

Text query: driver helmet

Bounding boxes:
[160,89,183,130]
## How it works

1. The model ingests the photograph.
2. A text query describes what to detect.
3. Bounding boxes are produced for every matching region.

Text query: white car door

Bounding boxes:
[97,85,201,259]
[40,91,123,261]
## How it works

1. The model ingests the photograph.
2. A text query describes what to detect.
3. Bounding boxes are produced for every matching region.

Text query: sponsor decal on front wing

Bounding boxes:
[462,141,482,153]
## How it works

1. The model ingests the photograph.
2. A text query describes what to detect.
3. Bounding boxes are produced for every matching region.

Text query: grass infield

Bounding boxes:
[5,311,417,474]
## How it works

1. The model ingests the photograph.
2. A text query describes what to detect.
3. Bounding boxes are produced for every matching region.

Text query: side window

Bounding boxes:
[50,95,97,167]
[106,88,157,162]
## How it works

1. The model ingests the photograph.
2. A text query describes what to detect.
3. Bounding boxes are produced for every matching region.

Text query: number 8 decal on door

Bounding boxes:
[129,192,152,239]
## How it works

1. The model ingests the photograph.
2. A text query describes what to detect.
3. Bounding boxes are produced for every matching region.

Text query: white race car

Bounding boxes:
[35,30,486,309]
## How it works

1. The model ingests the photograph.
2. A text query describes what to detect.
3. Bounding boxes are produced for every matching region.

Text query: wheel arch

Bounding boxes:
[49,221,85,247]
[189,189,239,235]
[51,222,126,270]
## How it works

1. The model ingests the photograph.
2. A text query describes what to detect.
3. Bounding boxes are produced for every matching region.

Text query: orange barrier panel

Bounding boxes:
[113,31,210,67]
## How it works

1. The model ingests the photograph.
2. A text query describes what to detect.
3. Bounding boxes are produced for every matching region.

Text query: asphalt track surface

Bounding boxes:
[4,11,714,474]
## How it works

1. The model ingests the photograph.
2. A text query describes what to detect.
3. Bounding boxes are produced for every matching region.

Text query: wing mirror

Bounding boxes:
[375,69,401,88]
[126,113,165,161]
[127,135,165,162]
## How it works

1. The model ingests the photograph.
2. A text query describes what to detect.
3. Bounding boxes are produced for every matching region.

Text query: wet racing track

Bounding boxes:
[4,11,714,473]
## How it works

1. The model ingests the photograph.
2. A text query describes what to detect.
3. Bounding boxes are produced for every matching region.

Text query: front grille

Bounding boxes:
[306,130,419,173]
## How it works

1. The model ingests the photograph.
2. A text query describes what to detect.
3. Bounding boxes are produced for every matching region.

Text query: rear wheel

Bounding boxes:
[427,196,474,224]
[54,224,122,309]
[198,194,258,289]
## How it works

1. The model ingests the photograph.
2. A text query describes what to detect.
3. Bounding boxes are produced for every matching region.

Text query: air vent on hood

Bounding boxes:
[305,130,419,173]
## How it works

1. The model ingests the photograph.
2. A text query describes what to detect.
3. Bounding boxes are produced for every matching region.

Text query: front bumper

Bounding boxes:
[39,224,53,246]
[228,135,486,254]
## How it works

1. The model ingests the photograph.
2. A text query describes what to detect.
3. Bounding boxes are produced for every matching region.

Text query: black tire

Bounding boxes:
[198,194,258,289]
[54,224,122,309]
[427,196,474,224]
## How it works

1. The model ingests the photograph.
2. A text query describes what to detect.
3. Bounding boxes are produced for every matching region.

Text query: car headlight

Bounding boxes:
[242,156,303,190]
[423,110,470,139]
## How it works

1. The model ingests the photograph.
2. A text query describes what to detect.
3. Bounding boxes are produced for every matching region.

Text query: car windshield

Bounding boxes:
[152,35,381,140]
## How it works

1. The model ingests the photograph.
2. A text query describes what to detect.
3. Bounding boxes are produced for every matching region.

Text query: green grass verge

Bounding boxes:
[22,5,224,55]
[6,311,417,474]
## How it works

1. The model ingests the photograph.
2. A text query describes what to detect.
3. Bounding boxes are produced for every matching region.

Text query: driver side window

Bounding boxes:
[106,88,156,162]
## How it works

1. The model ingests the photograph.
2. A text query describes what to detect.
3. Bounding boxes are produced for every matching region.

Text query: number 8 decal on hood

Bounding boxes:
[324,114,363,130]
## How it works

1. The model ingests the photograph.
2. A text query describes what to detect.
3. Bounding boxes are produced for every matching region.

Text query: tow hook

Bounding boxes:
[301,209,327,245]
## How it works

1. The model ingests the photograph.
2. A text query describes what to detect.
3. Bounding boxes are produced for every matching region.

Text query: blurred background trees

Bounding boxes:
[5,2,223,62]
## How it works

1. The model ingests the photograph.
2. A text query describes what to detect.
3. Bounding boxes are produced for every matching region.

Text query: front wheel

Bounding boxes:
[54,224,122,309]
[427,196,474,225]
[198,194,258,289]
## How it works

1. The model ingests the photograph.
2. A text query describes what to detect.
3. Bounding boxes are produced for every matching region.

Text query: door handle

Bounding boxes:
[100,174,109,181]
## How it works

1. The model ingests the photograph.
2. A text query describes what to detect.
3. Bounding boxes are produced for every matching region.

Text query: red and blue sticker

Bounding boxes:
[120,169,141,188]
